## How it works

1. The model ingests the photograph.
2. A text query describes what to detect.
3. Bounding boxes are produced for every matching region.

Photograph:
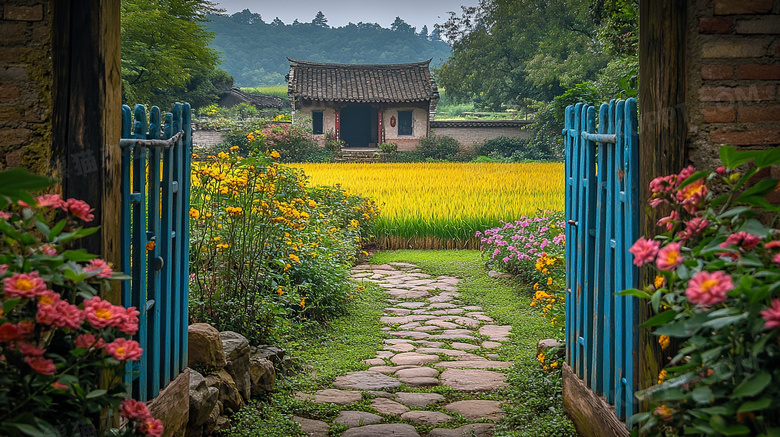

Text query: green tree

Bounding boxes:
[391,16,415,33]
[312,11,329,28]
[121,0,229,109]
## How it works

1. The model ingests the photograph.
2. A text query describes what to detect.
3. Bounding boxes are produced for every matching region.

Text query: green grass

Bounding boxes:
[241,85,288,98]
[225,250,575,437]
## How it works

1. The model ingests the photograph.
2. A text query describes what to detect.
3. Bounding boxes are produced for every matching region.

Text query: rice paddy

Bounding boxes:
[294,162,565,249]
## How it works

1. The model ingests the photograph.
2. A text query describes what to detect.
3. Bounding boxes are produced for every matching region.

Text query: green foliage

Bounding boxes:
[500,366,577,436]
[241,85,289,99]
[207,12,451,87]
[415,135,461,160]
[478,136,528,158]
[188,151,378,344]
[378,142,398,154]
[256,123,323,163]
[628,146,780,436]
[121,0,230,109]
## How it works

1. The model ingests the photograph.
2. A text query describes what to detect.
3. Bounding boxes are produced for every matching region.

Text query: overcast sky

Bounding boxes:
[213,0,479,31]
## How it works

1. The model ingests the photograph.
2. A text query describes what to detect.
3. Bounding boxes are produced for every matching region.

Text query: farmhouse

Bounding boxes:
[286,58,439,150]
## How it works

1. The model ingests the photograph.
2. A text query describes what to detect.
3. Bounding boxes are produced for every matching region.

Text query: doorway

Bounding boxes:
[340,104,378,147]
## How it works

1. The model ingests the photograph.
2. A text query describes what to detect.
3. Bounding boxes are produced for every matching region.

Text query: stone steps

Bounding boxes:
[335,148,386,163]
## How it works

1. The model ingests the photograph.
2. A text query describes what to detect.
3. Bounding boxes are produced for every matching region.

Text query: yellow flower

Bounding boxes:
[277,287,283,296]
[659,335,670,351]
[308,200,317,207]
[230,146,239,152]
[226,206,243,216]
[658,369,667,384]
[145,241,155,251]
[537,353,545,363]
[289,254,300,263]
[550,361,558,368]
[284,264,291,272]
[270,151,280,159]
[654,275,665,289]
[216,243,229,250]
[189,208,200,219]
[300,297,306,308]
[547,277,553,285]
[212,236,221,242]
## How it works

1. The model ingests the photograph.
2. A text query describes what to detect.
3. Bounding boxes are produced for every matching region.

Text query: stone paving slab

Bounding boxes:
[394,392,445,407]
[371,398,410,415]
[335,411,383,427]
[436,360,513,369]
[293,416,329,437]
[439,369,507,391]
[333,371,401,391]
[428,423,495,437]
[401,410,452,426]
[444,400,504,421]
[314,389,362,405]
[342,424,420,437]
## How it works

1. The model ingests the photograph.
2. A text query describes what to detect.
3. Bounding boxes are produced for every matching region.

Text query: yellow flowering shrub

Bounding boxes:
[189,149,378,343]
[530,252,565,338]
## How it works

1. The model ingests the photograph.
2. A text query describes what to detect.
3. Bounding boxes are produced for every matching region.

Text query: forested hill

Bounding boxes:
[206,12,452,87]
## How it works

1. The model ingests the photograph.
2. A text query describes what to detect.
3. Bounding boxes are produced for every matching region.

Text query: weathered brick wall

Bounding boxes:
[431,126,531,147]
[687,0,780,169]
[0,1,53,174]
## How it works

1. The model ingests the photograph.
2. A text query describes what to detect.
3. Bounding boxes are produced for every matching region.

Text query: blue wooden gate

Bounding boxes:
[120,103,192,401]
[564,98,640,423]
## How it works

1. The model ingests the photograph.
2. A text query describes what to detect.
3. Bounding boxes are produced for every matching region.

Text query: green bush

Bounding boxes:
[415,134,461,160]
[479,136,528,158]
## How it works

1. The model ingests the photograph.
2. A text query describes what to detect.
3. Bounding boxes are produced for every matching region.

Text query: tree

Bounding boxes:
[271,17,284,26]
[312,11,329,28]
[429,25,442,41]
[232,8,263,25]
[419,25,429,39]
[391,16,415,33]
[434,0,609,109]
[121,0,229,109]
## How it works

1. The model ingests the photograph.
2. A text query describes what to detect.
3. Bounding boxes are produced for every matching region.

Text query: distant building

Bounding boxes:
[286,58,439,150]
[218,87,284,110]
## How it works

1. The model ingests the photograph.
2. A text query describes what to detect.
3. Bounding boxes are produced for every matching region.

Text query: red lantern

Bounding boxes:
[390,116,396,127]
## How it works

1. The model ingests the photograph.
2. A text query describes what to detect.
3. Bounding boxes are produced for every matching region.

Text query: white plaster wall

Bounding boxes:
[295,106,337,146]
[383,107,428,141]
[432,127,531,146]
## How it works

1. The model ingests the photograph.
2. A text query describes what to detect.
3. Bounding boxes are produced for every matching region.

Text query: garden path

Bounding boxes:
[293,262,513,437]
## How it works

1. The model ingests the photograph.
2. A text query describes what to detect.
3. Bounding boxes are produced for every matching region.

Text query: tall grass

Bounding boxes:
[293,162,565,249]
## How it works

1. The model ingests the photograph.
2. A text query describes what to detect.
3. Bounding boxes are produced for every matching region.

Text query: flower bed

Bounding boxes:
[624,146,780,435]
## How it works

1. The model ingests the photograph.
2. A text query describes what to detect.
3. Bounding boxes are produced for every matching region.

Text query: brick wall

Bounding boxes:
[431,126,531,147]
[687,0,780,169]
[0,1,53,174]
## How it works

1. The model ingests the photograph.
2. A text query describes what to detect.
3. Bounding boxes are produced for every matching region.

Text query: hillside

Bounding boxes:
[206,12,452,87]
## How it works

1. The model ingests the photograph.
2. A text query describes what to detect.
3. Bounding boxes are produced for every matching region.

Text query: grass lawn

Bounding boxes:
[224,250,575,437]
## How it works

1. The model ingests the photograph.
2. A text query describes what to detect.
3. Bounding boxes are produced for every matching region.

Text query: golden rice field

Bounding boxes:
[294,162,565,249]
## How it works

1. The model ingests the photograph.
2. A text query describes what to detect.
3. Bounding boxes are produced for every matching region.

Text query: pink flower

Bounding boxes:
[84,296,125,329]
[0,321,34,342]
[657,211,679,231]
[716,166,726,175]
[138,417,164,437]
[37,295,83,330]
[104,338,143,361]
[51,381,69,390]
[35,194,64,209]
[685,218,710,237]
[774,254,780,264]
[765,240,780,249]
[3,271,48,298]
[17,342,45,356]
[75,333,105,349]
[121,399,152,421]
[0,264,7,276]
[675,179,707,214]
[722,231,761,251]
[119,307,140,335]
[0,211,10,220]
[761,299,780,329]
[677,165,696,186]
[25,355,56,375]
[649,198,668,208]
[64,198,94,222]
[84,259,113,278]
[629,237,661,267]
[657,242,684,271]
[685,271,733,306]
[39,244,58,256]
[649,175,677,194]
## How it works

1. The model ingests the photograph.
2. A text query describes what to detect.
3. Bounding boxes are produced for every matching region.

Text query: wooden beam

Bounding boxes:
[563,363,630,437]
[637,0,688,416]
[51,0,122,305]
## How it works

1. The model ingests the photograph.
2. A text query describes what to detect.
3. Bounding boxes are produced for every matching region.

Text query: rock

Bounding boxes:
[487,270,502,278]
[215,416,229,432]
[188,324,226,370]
[202,402,221,435]
[206,369,244,414]
[478,325,512,342]
[248,355,276,395]
[220,331,251,401]
[397,302,426,309]
[293,416,329,437]
[363,358,386,366]
[450,342,480,350]
[333,371,401,390]
[400,410,452,426]
[439,369,507,391]
[370,398,410,415]
[428,423,495,437]
[384,342,415,352]
[425,320,460,329]
[188,369,218,427]
[386,331,432,340]
[394,392,445,407]
[390,352,440,365]
[385,308,411,315]
[147,369,190,437]
[334,411,383,427]
[435,361,513,369]
[342,424,419,437]
[537,338,562,356]
[400,377,439,387]
[368,390,394,398]
[481,341,502,349]
[376,351,395,359]
[313,389,362,405]
[444,400,504,420]
[395,366,439,379]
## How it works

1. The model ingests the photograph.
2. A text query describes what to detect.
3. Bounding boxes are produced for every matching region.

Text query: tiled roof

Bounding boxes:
[287,58,439,104]
[219,88,284,109]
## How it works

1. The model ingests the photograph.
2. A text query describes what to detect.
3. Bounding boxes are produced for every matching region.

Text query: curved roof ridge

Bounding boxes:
[287,57,432,69]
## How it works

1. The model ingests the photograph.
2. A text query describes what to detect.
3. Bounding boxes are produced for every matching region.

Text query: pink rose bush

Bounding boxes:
[0,178,160,437]
[627,146,780,435]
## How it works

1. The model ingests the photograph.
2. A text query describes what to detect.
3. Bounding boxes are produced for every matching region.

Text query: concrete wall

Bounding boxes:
[686,0,780,169]
[0,1,53,174]
[192,129,225,148]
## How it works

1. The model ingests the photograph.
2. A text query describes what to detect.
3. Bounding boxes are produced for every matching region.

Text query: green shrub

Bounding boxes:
[415,134,461,160]
[479,136,528,158]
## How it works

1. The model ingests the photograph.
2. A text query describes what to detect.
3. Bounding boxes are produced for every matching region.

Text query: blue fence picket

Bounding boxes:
[120,103,192,401]
[564,98,640,424]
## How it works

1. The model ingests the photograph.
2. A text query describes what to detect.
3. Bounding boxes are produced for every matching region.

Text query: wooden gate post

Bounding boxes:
[51,0,122,305]
[637,0,688,415]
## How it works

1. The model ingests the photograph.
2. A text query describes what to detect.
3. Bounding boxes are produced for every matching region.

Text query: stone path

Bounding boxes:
[293,262,513,437]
